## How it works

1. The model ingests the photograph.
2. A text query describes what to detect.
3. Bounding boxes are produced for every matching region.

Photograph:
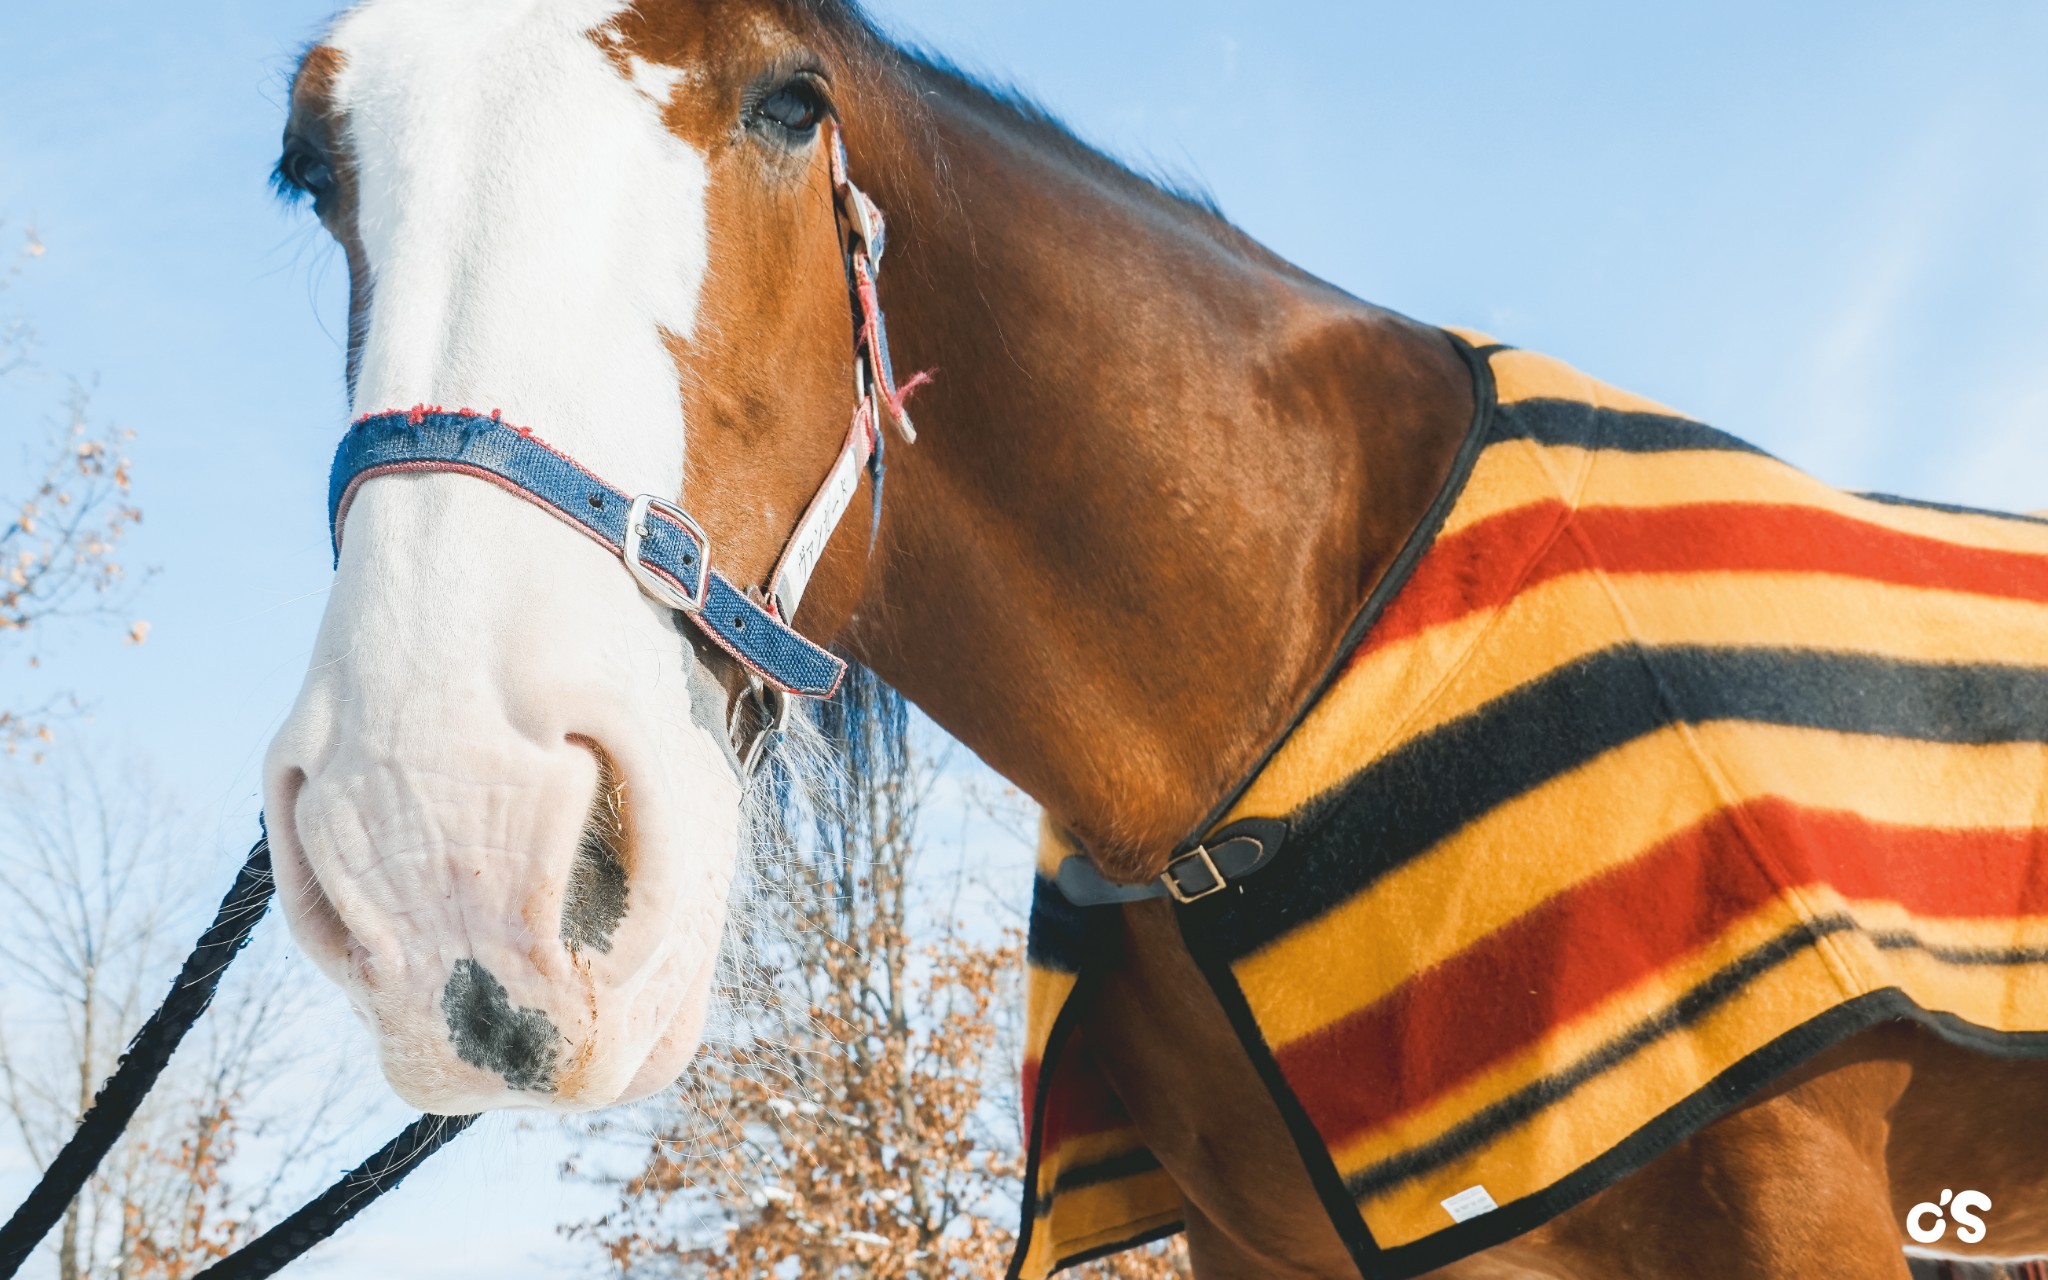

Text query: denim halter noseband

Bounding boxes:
[327,125,916,712]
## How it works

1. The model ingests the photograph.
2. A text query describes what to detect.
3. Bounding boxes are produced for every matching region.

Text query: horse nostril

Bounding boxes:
[269,766,361,969]
[562,738,630,955]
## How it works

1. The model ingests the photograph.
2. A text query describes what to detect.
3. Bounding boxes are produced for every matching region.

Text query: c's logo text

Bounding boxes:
[1906,1189,1992,1245]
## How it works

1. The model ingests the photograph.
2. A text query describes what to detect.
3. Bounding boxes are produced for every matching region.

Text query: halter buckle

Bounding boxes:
[845,185,885,262]
[623,493,711,613]
[730,679,790,777]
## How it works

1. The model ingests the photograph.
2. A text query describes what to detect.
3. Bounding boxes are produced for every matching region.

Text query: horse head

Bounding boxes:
[264,0,891,1113]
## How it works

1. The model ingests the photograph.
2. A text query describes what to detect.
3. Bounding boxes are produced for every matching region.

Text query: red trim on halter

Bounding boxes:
[888,369,935,421]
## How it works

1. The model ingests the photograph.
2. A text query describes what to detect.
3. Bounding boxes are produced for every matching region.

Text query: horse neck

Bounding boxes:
[838,68,1475,875]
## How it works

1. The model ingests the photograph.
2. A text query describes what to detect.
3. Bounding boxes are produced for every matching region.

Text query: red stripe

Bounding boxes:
[1271,799,2048,1150]
[1027,1032,1139,1151]
[1360,500,2048,660]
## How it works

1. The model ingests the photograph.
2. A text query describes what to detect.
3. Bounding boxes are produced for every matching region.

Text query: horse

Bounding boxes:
[263,2,2048,1276]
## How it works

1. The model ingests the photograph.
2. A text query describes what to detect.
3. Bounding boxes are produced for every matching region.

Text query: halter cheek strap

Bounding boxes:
[325,123,916,707]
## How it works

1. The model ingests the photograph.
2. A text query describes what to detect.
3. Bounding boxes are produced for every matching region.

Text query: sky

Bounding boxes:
[2,0,2047,1274]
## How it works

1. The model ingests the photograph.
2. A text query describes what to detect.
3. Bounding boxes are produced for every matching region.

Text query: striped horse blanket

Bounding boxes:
[1010,332,2048,1278]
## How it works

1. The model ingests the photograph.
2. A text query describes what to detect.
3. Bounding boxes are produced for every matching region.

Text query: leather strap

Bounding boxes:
[1051,818,1290,906]
[328,409,850,698]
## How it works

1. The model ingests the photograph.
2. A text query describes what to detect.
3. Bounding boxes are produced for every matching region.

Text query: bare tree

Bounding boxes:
[0,225,146,758]
[0,755,354,1279]
[566,677,1188,1278]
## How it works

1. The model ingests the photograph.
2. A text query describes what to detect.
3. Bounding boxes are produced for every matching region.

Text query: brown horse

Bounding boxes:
[267,1,2048,1275]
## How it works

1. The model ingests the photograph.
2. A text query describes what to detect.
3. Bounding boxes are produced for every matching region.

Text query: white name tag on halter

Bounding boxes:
[770,416,870,617]
[1441,1185,1498,1223]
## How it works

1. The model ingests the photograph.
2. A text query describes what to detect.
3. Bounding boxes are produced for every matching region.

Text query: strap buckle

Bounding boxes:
[846,187,885,262]
[728,677,789,776]
[623,494,711,613]
[1161,845,1228,903]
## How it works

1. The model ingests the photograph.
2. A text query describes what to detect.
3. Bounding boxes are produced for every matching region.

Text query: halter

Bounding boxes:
[327,125,916,766]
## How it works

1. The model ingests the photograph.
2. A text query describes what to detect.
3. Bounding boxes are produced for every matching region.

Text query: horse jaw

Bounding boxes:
[265,0,737,1114]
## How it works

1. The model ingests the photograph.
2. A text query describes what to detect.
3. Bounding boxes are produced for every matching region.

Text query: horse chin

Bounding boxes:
[612,958,718,1106]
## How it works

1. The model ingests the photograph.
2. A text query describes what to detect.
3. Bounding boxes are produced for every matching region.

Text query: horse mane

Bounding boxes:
[797,0,1254,247]
[897,50,1230,221]
[795,661,909,861]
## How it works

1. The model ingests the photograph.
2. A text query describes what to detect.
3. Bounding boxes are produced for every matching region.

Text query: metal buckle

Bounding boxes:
[623,494,711,613]
[730,680,790,777]
[845,184,884,261]
[1162,845,1227,904]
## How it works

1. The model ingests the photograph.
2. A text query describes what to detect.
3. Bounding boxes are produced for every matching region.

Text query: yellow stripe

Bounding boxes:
[1441,440,2048,552]
[1488,347,1685,418]
[1844,933,2048,1032]
[1355,939,1851,1246]
[1020,1179,1182,1279]
[1035,812,1078,877]
[1803,886,2048,1031]
[1224,568,2048,829]
[1235,724,2048,1048]
[1437,435,1594,540]
[1437,438,1572,537]
[1026,969,1078,1061]
[1835,900,2048,954]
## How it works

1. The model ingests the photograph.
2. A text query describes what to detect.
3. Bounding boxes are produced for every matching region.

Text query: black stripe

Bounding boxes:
[1493,395,1768,455]
[1345,916,1854,1199]
[1869,932,2048,966]
[1027,875,1098,974]
[1199,645,2048,958]
[1857,490,2048,526]
[1030,1146,1168,1216]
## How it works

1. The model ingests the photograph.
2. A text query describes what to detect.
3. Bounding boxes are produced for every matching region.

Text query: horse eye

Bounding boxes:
[284,151,334,201]
[756,81,824,136]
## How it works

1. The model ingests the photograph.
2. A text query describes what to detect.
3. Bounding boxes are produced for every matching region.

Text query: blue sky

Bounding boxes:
[3,1,2046,1274]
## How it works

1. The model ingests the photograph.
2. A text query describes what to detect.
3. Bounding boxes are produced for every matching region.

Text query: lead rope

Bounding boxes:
[0,835,473,1279]
[189,1112,477,1280]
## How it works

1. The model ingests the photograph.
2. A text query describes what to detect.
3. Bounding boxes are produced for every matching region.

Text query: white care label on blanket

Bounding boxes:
[1441,1185,1499,1223]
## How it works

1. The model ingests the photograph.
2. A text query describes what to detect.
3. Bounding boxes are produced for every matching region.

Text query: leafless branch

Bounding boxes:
[0,225,149,758]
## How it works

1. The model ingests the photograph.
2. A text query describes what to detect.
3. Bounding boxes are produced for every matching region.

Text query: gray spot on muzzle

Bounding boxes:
[441,959,560,1093]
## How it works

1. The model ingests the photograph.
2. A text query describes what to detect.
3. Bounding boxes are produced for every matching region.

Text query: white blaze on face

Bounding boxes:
[266,0,745,1114]
[334,0,704,468]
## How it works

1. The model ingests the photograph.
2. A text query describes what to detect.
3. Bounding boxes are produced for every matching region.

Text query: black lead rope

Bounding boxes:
[191,1112,478,1280]
[0,839,277,1275]
[0,835,475,1278]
